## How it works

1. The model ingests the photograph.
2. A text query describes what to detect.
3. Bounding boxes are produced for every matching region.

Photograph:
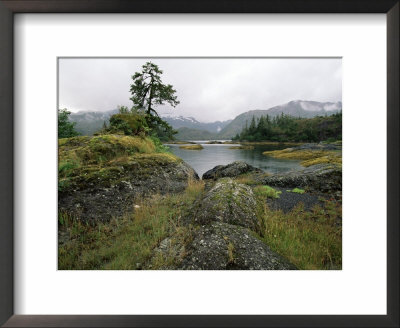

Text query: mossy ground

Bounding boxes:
[263,148,342,167]
[59,135,180,192]
[179,144,204,150]
[58,179,205,270]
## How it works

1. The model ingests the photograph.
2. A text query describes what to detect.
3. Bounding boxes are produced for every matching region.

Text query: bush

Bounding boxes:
[58,108,79,138]
[106,113,149,136]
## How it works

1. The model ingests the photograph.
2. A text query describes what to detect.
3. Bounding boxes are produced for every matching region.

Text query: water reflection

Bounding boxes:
[165,142,302,177]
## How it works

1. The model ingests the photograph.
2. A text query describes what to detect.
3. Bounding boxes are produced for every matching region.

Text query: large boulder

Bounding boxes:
[189,179,259,231]
[179,222,297,270]
[59,135,199,223]
[149,177,297,270]
[258,163,341,193]
[202,161,262,180]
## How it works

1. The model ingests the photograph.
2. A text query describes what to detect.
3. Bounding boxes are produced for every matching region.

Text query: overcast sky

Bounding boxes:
[59,58,341,123]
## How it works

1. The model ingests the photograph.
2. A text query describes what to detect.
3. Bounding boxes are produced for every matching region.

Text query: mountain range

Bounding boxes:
[70,109,119,136]
[162,115,232,133]
[217,100,342,139]
[68,100,342,140]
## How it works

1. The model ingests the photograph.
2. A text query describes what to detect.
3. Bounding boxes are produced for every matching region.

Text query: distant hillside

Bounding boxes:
[217,100,342,139]
[175,127,218,141]
[70,109,118,135]
[69,110,232,136]
[67,100,341,138]
[162,115,232,133]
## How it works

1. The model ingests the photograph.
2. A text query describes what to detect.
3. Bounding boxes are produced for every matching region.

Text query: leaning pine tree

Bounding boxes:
[129,62,179,139]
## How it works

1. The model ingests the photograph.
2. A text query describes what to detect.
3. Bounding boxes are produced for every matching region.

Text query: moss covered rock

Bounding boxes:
[58,135,199,223]
[188,179,259,232]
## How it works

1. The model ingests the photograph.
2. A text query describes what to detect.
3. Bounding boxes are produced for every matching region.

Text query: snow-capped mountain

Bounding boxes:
[161,115,232,133]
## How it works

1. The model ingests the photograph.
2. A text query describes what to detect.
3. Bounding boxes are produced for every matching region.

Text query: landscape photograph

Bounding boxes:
[58,58,342,270]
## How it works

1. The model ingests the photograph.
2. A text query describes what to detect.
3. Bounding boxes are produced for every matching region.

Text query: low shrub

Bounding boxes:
[254,185,282,199]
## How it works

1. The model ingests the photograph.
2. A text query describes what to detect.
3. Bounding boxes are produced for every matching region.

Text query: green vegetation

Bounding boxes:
[263,148,342,167]
[58,180,204,270]
[179,144,204,150]
[287,188,306,194]
[257,201,342,270]
[232,112,342,143]
[98,112,149,136]
[58,108,79,138]
[254,185,282,199]
[129,62,179,140]
[58,135,179,192]
[94,62,180,142]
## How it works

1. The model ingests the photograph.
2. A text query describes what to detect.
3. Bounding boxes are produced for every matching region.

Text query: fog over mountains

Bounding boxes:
[69,100,342,139]
[217,100,342,139]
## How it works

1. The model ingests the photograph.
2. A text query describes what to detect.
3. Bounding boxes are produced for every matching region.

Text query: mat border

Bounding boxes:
[1,0,398,327]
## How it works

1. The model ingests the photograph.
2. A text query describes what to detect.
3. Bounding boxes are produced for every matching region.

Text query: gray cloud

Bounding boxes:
[59,58,341,122]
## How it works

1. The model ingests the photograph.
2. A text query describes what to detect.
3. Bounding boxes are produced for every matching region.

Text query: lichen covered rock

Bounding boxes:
[179,222,296,270]
[189,179,259,231]
[202,161,262,180]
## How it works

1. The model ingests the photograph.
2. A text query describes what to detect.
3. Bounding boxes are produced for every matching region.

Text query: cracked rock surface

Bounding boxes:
[59,159,199,223]
[179,222,296,270]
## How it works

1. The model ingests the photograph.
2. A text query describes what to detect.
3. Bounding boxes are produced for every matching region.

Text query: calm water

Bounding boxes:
[165,141,302,178]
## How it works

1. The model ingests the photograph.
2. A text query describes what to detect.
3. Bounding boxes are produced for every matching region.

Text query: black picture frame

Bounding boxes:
[0,0,398,327]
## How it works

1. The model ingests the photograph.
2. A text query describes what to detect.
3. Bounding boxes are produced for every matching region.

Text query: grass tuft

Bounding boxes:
[254,185,282,199]
[258,201,342,269]
[58,180,205,270]
[287,188,306,194]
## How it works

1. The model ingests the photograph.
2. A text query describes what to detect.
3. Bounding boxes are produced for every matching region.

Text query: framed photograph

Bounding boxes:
[1,0,398,327]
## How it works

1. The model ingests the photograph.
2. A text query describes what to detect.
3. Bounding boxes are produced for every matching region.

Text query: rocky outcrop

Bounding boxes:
[154,178,297,270]
[256,163,341,193]
[202,161,262,180]
[179,222,296,270]
[59,155,199,223]
[189,179,259,231]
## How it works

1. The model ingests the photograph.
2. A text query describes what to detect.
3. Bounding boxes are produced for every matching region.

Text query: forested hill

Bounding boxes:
[218,100,342,139]
[232,112,342,143]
